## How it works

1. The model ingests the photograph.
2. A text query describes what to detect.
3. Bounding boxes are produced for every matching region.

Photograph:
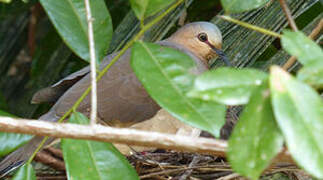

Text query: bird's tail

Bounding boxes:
[0,111,59,178]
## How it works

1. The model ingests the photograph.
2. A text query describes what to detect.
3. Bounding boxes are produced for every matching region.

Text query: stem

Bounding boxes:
[27,136,49,164]
[26,0,185,164]
[278,0,298,31]
[219,15,281,38]
[0,116,294,164]
[282,19,323,70]
[84,0,97,125]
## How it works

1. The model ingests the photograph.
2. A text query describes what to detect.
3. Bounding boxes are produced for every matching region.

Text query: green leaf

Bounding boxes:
[0,110,32,157]
[39,0,113,63]
[228,81,284,180]
[12,164,36,180]
[130,0,175,20]
[187,68,268,105]
[0,0,11,4]
[281,30,323,65]
[131,42,226,137]
[297,60,323,89]
[220,0,270,13]
[62,112,139,180]
[270,66,323,178]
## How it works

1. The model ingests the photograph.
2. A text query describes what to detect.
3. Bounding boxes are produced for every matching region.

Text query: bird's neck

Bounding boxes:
[159,39,209,68]
[157,40,209,72]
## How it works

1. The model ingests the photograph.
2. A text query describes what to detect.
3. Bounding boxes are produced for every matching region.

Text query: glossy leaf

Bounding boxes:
[39,0,113,63]
[270,66,323,178]
[228,81,284,180]
[131,42,226,137]
[0,110,32,157]
[130,0,175,20]
[12,164,36,180]
[281,30,323,65]
[221,0,270,13]
[187,68,268,105]
[62,112,139,180]
[297,60,323,89]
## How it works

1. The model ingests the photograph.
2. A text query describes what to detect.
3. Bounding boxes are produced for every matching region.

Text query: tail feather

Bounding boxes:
[0,111,59,178]
[0,137,44,178]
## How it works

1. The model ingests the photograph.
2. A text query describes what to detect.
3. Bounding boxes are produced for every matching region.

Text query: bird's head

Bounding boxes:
[167,22,230,66]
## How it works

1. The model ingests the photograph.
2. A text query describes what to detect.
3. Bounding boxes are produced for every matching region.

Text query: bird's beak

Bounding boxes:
[211,47,231,66]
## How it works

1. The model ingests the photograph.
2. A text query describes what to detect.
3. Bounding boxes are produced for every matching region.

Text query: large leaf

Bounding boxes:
[0,110,32,157]
[62,112,139,180]
[131,42,226,137]
[297,60,323,89]
[130,0,175,20]
[270,66,323,178]
[12,164,36,180]
[39,0,113,63]
[228,81,284,180]
[281,30,323,65]
[187,68,268,105]
[220,0,270,13]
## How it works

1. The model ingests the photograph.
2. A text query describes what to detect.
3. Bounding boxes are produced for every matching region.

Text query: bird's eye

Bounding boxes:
[198,33,208,42]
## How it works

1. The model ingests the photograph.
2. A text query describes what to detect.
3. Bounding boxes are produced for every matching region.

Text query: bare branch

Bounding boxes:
[278,0,298,31]
[84,0,97,125]
[0,116,293,164]
[283,19,323,70]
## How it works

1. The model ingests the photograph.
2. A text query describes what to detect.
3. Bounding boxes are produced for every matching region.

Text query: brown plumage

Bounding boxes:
[0,22,227,177]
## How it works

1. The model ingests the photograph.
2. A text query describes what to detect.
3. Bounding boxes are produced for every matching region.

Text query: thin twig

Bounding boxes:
[217,173,240,180]
[282,19,323,70]
[0,117,294,164]
[179,155,201,180]
[278,0,298,31]
[219,15,281,38]
[34,150,65,171]
[84,0,97,125]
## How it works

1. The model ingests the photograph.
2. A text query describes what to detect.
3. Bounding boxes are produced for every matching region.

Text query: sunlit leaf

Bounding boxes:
[131,42,226,137]
[130,0,175,20]
[40,0,113,63]
[297,60,323,89]
[12,164,36,180]
[221,0,270,13]
[281,30,323,65]
[0,0,11,3]
[0,110,32,157]
[270,66,323,178]
[188,68,268,105]
[62,112,139,180]
[228,81,283,180]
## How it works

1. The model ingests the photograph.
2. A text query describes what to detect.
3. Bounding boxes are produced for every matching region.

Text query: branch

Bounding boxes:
[84,0,97,125]
[278,0,298,31]
[0,117,293,164]
[219,15,281,38]
[282,19,323,70]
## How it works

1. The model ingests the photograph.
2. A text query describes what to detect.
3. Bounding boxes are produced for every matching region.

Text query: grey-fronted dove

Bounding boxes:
[0,22,229,177]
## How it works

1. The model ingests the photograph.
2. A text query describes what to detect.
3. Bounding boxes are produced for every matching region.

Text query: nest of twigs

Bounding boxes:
[16,148,310,180]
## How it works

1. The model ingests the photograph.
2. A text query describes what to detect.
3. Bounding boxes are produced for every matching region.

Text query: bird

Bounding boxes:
[0,21,229,177]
